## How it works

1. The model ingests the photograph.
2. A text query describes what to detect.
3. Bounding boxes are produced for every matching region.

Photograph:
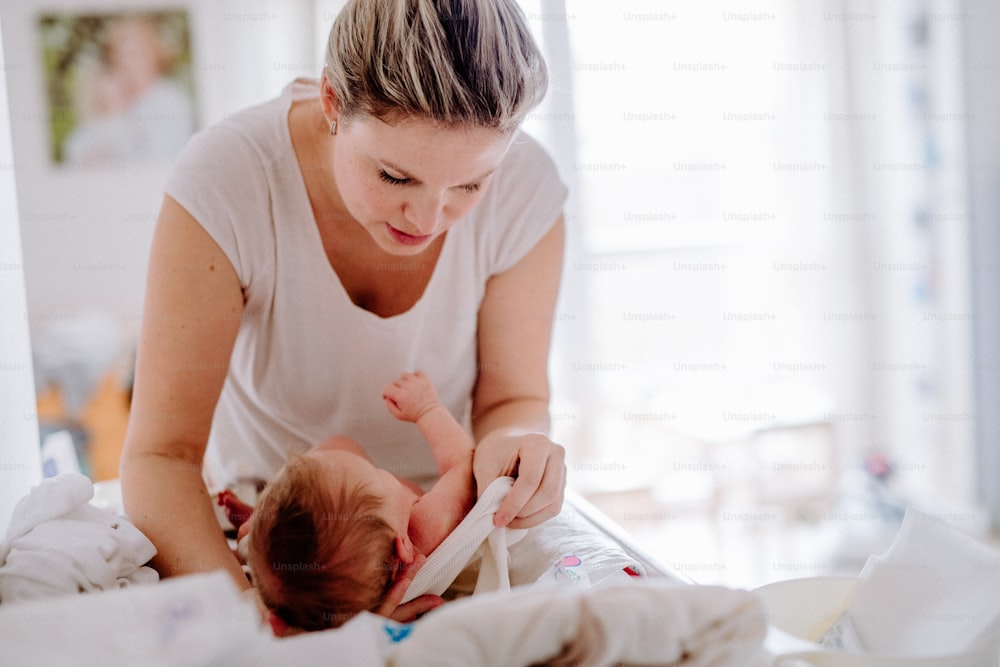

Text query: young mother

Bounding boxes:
[120,0,568,621]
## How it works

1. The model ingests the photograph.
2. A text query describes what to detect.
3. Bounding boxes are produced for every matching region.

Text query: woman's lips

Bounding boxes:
[386,223,432,246]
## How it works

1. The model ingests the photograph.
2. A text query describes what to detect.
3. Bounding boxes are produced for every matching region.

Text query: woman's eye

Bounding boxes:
[461,183,481,194]
[378,170,409,186]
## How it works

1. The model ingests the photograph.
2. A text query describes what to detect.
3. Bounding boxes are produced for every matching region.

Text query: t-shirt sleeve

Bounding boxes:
[481,133,569,275]
[163,124,273,290]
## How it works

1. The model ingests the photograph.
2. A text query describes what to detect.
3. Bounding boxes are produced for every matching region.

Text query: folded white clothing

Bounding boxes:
[846,507,1000,655]
[0,471,94,549]
[390,578,769,667]
[0,473,158,603]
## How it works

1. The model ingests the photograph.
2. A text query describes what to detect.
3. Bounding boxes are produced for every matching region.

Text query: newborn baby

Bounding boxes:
[243,371,475,633]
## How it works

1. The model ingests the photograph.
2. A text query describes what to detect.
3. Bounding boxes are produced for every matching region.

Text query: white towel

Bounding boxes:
[842,507,1000,655]
[0,473,158,603]
[390,579,769,667]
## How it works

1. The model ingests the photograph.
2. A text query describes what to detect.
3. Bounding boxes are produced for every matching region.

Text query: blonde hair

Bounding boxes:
[324,0,547,131]
[247,456,398,631]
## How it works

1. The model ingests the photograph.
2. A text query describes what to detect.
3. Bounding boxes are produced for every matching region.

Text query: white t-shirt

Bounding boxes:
[165,80,568,491]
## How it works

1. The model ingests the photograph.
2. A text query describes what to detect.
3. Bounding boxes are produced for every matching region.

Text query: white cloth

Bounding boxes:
[0,530,765,666]
[165,79,568,492]
[839,507,1000,656]
[402,477,644,603]
[401,477,523,603]
[473,518,524,595]
[391,579,769,667]
[0,473,157,603]
[0,571,262,667]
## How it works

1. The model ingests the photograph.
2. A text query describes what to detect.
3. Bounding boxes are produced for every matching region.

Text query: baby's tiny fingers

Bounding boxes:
[389,595,443,624]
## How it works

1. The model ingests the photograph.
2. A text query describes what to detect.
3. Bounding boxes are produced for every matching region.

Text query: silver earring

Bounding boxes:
[329,120,338,136]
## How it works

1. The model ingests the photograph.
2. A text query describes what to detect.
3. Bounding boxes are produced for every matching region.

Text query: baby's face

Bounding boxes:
[304,449,416,541]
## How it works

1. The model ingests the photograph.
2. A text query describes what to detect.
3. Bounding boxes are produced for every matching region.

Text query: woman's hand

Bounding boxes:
[473,432,566,529]
[375,554,444,623]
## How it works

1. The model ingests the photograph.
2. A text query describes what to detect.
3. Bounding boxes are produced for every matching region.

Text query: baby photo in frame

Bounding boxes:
[37,8,196,167]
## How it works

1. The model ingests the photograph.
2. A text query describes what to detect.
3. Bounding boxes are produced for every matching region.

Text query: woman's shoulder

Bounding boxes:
[499,131,561,180]
[175,81,309,172]
[484,131,567,208]
[468,131,568,274]
[163,89,299,287]
[485,131,567,211]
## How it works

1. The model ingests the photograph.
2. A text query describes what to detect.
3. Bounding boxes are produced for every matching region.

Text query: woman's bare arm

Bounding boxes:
[119,195,248,590]
[472,215,567,529]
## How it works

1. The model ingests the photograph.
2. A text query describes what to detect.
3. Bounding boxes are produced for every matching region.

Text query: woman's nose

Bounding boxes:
[402,193,444,235]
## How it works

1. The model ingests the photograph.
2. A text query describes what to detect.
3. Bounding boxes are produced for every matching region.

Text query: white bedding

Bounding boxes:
[0,473,157,602]
[0,569,768,666]
[0,474,769,665]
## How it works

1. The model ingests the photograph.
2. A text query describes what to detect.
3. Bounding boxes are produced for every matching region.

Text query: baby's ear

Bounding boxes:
[394,534,415,566]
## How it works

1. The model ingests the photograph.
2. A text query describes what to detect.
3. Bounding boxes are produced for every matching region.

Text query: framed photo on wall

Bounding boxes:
[36,9,197,167]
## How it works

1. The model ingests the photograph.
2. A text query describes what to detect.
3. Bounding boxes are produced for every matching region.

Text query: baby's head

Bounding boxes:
[247,453,404,631]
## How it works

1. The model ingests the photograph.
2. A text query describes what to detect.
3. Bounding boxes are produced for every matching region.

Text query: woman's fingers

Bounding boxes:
[492,434,566,527]
[505,455,566,530]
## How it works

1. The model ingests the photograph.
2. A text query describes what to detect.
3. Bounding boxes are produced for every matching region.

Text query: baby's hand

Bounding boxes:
[383,371,440,423]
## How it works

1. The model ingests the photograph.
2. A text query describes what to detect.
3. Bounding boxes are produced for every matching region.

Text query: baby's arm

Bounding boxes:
[383,371,476,553]
[383,371,473,475]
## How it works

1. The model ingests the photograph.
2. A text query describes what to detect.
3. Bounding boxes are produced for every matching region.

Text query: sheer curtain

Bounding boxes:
[963,0,1000,523]
[520,0,977,522]
[823,0,974,512]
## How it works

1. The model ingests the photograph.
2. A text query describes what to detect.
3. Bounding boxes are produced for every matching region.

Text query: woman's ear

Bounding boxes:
[319,73,341,124]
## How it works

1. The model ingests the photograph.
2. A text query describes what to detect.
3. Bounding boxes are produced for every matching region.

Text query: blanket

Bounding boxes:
[392,578,768,666]
[0,473,157,603]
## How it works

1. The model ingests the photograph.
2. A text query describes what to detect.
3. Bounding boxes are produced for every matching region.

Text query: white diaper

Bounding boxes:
[401,477,516,603]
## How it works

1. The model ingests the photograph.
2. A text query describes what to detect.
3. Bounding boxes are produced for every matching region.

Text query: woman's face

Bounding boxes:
[331,114,515,256]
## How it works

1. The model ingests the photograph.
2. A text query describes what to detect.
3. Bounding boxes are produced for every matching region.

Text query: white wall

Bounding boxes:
[0,1,316,344]
[0,16,43,536]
